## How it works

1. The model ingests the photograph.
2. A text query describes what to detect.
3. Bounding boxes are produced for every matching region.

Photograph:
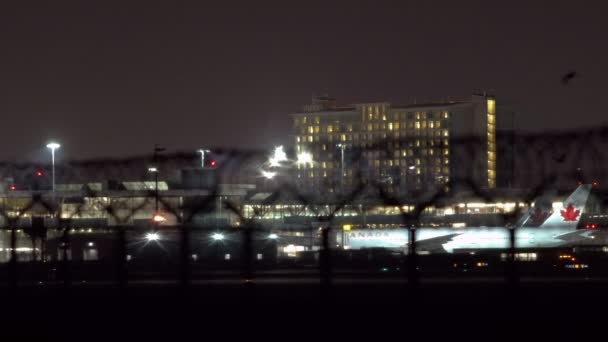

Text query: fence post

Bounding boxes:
[320,226,332,291]
[116,226,127,289]
[60,222,71,288]
[9,222,17,290]
[507,227,518,287]
[407,227,418,288]
[180,225,191,289]
[242,226,254,282]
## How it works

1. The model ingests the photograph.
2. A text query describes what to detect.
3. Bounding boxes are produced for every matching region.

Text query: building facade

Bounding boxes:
[291,94,497,197]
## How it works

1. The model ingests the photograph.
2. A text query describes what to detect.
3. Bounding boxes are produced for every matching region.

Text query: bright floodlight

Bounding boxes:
[268,233,279,239]
[153,212,167,222]
[269,145,288,167]
[296,152,313,166]
[148,167,159,173]
[46,142,60,150]
[145,232,160,241]
[261,170,277,179]
[212,233,224,241]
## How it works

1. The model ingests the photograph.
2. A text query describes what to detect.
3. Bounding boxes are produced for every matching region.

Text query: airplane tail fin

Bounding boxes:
[517,184,592,229]
[539,184,592,229]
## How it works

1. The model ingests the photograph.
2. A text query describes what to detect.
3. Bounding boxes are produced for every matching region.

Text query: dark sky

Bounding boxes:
[1,0,606,162]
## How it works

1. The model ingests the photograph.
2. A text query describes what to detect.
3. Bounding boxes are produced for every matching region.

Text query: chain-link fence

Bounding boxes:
[1,129,608,291]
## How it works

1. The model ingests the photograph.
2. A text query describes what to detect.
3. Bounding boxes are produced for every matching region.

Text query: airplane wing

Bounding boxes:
[554,230,594,246]
[412,233,461,253]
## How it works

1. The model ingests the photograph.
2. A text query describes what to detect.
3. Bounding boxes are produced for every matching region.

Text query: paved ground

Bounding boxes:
[1,277,607,340]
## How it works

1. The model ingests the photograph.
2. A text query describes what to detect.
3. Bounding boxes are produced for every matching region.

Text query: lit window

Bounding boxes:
[341,134,346,142]
[327,125,333,133]
[308,136,313,142]
[487,99,496,114]
[388,122,393,130]
[296,136,300,143]
[415,122,420,129]
[314,116,320,124]
[347,124,353,132]
[314,126,320,134]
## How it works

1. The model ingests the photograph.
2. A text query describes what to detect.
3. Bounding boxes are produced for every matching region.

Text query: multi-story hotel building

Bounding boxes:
[291,94,497,197]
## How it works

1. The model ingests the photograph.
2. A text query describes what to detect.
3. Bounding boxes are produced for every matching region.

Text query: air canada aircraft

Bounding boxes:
[344,184,596,253]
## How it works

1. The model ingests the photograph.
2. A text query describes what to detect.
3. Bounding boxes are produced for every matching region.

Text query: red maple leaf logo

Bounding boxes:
[560,204,580,222]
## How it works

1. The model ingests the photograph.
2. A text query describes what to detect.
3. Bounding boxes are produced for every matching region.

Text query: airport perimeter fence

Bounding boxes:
[1,128,608,291]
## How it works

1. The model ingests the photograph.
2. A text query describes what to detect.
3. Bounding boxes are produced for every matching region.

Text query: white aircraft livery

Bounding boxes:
[343,185,596,253]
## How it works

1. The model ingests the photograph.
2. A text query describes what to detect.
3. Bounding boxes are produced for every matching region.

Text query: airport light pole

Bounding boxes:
[46,142,60,195]
[337,143,349,194]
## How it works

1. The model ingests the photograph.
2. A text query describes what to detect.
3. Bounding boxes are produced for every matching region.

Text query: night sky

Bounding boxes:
[1,0,606,162]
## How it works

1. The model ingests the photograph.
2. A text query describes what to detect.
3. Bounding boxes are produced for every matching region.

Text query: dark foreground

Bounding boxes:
[2,278,607,341]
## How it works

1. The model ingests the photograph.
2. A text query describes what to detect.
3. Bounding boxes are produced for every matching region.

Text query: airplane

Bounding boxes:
[343,184,597,253]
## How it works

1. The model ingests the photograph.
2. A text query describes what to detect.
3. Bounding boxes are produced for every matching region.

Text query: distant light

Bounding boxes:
[153,213,167,222]
[145,232,160,241]
[9,185,16,191]
[46,142,60,150]
[268,233,279,239]
[269,145,288,167]
[210,160,216,167]
[261,170,277,179]
[36,170,43,177]
[296,152,313,165]
[87,242,94,247]
[212,233,224,241]
[342,224,352,231]
[148,167,159,173]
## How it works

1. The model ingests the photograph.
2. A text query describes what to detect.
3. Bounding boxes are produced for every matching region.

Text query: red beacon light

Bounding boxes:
[36,170,44,177]
[592,182,599,187]
[9,185,16,191]
[585,223,598,229]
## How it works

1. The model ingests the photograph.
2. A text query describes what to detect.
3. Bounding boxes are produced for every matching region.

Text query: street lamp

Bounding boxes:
[197,149,211,168]
[151,144,166,221]
[337,143,348,193]
[46,142,60,194]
